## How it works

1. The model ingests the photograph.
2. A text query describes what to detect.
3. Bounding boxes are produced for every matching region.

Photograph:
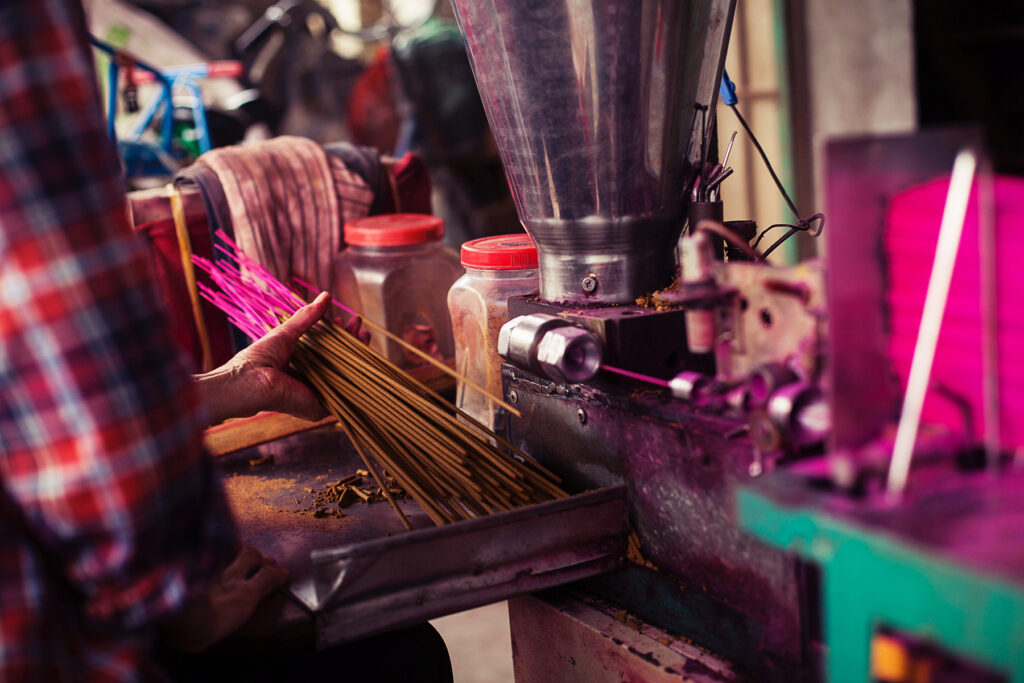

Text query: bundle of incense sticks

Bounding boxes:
[193,232,567,529]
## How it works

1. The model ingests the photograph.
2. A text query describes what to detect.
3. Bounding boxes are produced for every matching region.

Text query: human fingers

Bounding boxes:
[255,292,331,356]
[288,291,332,335]
[222,546,264,580]
[245,562,290,598]
[343,315,372,346]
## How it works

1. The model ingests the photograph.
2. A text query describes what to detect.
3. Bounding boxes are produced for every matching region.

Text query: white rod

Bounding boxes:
[887,150,978,500]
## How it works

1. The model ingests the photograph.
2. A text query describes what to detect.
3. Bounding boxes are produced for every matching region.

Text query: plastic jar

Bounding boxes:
[333,214,463,369]
[447,233,539,430]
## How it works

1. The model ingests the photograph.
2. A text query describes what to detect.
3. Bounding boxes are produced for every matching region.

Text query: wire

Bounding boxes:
[752,214,825,249]
[730,104,799,219]
[753,223,797,249]
[758,227,798,261]
[728,103,826,260]
[759,214,825,262]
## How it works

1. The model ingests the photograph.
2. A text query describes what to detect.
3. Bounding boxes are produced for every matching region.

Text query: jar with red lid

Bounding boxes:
[447,233,539,431]
[333,214,463,370]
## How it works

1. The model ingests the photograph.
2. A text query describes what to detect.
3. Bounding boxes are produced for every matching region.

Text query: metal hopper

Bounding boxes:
[451,0,736,303]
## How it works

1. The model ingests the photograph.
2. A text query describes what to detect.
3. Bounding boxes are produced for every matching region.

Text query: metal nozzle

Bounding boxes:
[498,314,603,384]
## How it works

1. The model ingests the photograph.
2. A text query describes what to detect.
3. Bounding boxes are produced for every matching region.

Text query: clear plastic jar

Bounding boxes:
[447,234,539,431]
[333,214,463,369]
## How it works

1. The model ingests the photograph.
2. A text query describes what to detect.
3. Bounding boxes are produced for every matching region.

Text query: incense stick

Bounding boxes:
[195,239,566,528]
[291,276,522,419]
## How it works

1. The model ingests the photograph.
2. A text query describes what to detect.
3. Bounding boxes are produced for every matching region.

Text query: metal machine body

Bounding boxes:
[508,591,739,682]
[447,1,1024,681]
[496,270,828,678]
[739,468,1024,683]
[446,0,840,678]
[501,365,814,678]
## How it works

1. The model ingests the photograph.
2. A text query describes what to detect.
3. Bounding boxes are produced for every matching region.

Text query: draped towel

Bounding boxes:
[195,135,373,292]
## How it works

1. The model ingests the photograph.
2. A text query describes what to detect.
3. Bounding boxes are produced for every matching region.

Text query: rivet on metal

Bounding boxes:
[577,408,587,424]
[509,390,519,404]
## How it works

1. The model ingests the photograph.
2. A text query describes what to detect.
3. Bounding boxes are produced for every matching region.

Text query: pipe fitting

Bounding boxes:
[498,314,603,384]
[669,371,713,403]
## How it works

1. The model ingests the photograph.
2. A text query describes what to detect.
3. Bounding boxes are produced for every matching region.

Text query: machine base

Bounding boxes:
[509,591,736,682]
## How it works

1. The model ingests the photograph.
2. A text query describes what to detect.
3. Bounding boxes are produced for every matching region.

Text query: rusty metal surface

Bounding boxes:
[509,591,737,682]
[218,426,434,610]
[219,425,628,649]
[503,368,806,671]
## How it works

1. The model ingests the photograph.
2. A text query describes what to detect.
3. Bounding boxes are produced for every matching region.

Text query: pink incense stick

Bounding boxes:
[601,364,671,388]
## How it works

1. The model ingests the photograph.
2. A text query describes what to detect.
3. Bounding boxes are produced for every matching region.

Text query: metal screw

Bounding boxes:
[577,408,587,424]
[509,390,518,404]
[581,274,598,293]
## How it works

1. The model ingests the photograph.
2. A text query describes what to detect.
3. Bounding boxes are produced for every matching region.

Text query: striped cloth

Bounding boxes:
[0,1,235,678]
[196,136,373,293]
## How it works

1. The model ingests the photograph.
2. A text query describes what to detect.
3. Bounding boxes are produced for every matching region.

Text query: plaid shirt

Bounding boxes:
[0,2,235,679]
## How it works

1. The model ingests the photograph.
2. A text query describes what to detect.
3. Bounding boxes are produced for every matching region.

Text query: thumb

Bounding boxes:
[250,291,331,359]
[280,291,331,343]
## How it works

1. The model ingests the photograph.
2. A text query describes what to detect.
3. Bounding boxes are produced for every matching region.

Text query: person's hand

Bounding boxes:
[195,292,332,425]
[343,314,371,345]
[160,546,289,653]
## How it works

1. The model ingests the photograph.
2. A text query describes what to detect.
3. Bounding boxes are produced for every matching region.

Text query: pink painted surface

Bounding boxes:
[885,175,1024,448]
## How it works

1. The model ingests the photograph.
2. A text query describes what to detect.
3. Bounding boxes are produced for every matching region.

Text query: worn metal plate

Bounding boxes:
[218,428,433,607]
[502,367,808,675]
[218,426,627,649]
[509,591,738,682]
[310,486,627,648]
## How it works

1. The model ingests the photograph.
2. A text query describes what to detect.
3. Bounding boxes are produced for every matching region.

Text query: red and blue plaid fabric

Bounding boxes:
[0,1,235,679]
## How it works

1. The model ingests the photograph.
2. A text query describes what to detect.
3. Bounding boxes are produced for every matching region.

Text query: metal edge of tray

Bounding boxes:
[307,485,628,647]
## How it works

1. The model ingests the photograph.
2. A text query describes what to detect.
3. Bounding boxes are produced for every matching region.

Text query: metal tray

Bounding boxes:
[217,424,628,648]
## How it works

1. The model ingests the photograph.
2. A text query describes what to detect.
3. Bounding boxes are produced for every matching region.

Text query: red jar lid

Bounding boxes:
[344,213,444,247]
[461,233,538,270]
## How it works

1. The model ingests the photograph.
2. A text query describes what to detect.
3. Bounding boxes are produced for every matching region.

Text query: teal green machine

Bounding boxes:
[737,129,1024,682]
[739,472,1024,682]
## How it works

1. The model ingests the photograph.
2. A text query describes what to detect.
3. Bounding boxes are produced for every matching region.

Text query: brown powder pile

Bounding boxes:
[292,470,409,519]
[634,278,681,312]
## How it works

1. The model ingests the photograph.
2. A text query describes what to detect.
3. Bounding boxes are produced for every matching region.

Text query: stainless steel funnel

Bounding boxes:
[451,0,736,303]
